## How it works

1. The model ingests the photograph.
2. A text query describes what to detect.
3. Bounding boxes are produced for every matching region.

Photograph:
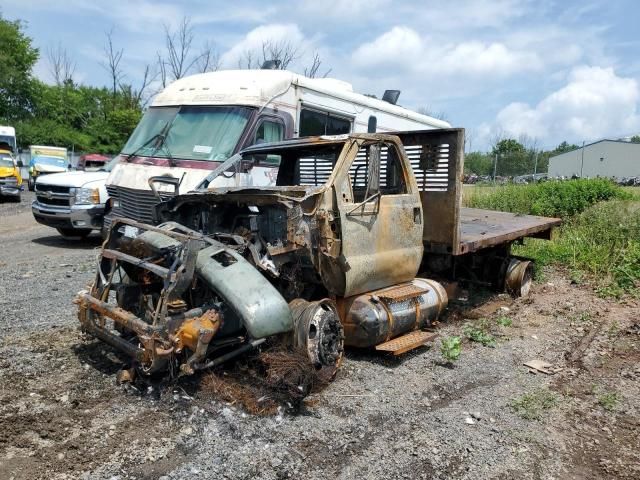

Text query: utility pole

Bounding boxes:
[493,153,498,182]
[580,140,585,178]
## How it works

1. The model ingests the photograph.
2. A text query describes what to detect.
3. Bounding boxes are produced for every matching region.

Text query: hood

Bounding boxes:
[107,160,278,194]
[35,170,109,188]
[34,164,67,174]
[0,166,17,177]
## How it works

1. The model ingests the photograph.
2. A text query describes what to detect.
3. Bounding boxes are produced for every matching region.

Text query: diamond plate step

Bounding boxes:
[378,283,429,302]
[375,330,438,356]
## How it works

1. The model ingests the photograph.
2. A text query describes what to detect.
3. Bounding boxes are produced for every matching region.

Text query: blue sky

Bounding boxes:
[2,0,640,150]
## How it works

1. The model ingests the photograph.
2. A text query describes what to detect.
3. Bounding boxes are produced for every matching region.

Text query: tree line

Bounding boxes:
[463,139,578,177]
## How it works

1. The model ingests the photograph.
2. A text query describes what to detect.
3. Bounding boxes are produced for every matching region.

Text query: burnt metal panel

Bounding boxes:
[396,128,465,255]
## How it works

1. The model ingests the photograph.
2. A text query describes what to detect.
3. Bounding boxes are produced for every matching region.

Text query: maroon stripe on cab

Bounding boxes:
[126,156,223,170]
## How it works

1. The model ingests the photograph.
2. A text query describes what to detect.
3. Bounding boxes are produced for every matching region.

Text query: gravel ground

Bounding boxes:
[1,195,639,479]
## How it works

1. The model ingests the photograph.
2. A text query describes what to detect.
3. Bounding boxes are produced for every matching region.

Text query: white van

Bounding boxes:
[106,69,450,224]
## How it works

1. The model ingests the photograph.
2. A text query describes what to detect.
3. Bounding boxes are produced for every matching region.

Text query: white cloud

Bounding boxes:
[439,41,542,76]
[494,66,640,142]
[300,0,390,17]
[351,27,542,77]
[351,26,423,71]
[411,0,534,30]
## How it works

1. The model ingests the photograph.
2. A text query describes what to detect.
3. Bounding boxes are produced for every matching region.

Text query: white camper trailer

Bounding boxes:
[106,69,450,224]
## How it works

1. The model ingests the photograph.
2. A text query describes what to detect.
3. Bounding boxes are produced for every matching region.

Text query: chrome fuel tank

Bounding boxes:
[341,278,447,348]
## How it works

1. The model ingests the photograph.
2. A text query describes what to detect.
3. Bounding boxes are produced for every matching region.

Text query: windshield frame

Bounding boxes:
[0,135,16,152]
[0,156,15,168]
[121,105,257,162]
[31,156,67,167]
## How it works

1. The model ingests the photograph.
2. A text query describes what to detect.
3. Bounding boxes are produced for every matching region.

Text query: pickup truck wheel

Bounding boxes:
[57,228,92,239]
[28,180,34,191]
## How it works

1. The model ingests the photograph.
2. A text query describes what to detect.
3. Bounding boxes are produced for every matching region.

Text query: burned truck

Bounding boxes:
[76,129,559,375]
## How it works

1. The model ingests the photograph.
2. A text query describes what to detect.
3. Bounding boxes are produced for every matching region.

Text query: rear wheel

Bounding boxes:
[57,228,92,239]
[504,258,533,297]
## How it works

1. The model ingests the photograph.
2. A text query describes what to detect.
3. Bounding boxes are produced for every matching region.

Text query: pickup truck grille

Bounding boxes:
[0,176,18,186]
[106,185,166,224]
[35,183,72,207]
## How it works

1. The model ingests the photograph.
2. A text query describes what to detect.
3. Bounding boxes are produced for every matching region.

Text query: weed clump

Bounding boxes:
[510,389,559,420]
[464,319,496,347]
[440,336,462,363]
[598,391,620,411]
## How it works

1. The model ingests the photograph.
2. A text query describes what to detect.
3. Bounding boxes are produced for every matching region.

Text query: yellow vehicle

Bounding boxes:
[0,149,23,201]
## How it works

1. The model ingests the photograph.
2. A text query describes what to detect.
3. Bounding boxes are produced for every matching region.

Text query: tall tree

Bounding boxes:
[101,29,124,97]
[552,141,579,154]
[157,17,218,86]
[492,138,525,156]
[303,52,331,78]
[46,43,76,85]
[0,15,39,121]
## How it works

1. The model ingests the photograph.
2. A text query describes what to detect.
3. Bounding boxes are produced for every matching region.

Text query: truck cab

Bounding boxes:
[32,157,117,238]
[28,146,70,191]
[0,149,23,200]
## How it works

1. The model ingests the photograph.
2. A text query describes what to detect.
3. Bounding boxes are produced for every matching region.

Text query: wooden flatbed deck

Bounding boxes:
[457,207,561,255]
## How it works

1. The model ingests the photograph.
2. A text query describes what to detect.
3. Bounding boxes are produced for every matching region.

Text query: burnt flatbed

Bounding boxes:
[457,207,561,255]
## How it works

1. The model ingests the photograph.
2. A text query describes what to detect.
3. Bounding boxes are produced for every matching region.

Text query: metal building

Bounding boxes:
[548,140,640,179]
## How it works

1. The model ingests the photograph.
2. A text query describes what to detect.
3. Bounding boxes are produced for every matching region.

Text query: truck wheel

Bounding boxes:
[504,258,533,297]
[57,228,92,239]
[28,179,34,191]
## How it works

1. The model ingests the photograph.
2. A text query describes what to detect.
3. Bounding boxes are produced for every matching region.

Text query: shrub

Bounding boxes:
[465,179,631,219]
[496,316,513,327]
[514,200,640,296]
[440,336,462,363]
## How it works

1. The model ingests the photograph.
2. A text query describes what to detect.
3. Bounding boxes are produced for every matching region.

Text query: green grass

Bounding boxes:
[496,315,513,327]
[464,179,632,218]
[514,200,640,297]
[464,180,639,297]
[463,319,496,347]
[510,389,559,420]
[598,391,620,411]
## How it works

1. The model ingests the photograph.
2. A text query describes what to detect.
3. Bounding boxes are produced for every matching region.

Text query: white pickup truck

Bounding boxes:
[31,158,116,238]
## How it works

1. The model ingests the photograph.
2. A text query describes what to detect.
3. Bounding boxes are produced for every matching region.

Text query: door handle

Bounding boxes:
[414,207,422,224]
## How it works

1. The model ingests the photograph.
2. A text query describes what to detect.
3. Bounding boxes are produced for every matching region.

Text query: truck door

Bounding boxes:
[334,139,423,297]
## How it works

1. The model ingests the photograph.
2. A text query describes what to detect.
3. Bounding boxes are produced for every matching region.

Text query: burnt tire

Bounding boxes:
[290,299,345,370]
